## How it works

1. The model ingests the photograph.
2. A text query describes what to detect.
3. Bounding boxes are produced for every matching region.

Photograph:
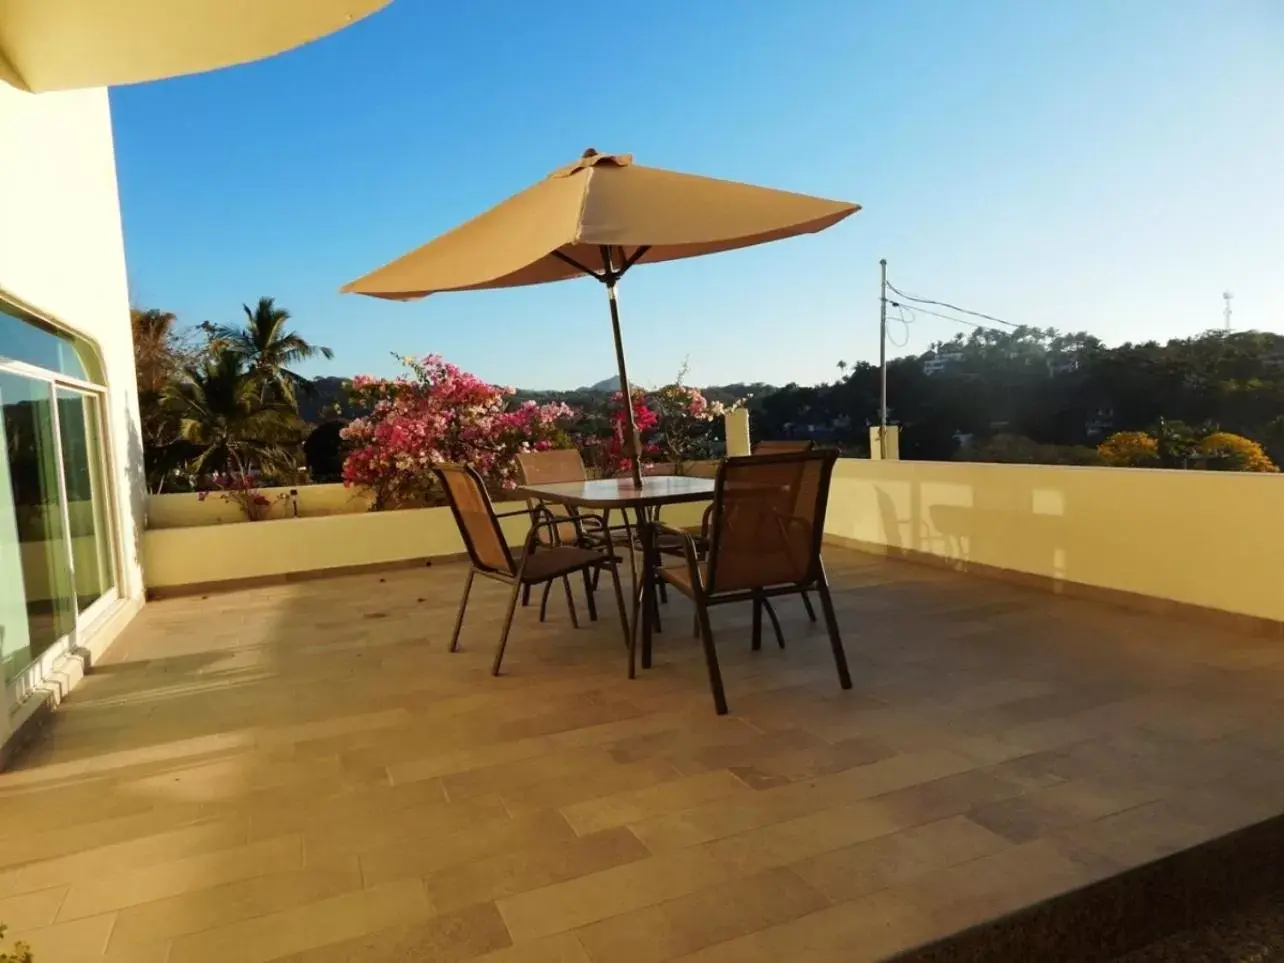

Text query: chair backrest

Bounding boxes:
[515,448,587,485]
[433,464,515,576]
[515,448,586,546]
[752,439,815,455]
[705,449,838,596]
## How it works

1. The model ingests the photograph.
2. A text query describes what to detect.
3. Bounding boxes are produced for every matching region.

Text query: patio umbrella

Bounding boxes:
[0,0,389,93]
[341,149,860,486]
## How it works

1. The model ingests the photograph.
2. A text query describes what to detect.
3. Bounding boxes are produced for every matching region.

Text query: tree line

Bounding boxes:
[744,326,1283,471]
[135,309,1284,494]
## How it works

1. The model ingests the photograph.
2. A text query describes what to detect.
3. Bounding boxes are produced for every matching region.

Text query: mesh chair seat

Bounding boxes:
[521,546,608,583]
[661,561,807,596]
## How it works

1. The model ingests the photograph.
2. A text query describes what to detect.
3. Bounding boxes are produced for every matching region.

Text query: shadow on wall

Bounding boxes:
[835,458,1284,624]
[871,473,1069,584]
[125,404,146,581]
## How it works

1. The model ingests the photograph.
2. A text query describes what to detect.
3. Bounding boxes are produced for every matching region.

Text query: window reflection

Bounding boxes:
[0,372,76,680]
[0,301,91,381]
[57,388,114,614]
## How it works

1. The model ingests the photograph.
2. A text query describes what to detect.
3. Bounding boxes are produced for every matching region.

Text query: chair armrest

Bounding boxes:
[655,522,701,567]
[574,512,608,533]
[494,507,534,519]
[654,521,704,594]
[519,512,580,556]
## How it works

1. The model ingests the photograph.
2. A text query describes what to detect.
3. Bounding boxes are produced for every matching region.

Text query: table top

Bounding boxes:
[516,475,716,509]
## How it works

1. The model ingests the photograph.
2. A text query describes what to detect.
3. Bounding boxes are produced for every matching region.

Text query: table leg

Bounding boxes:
[640,515,655,670]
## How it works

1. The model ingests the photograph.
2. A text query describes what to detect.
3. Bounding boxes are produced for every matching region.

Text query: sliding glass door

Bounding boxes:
[56,388,116,617]
[1,303,118,692]
[0,371,77,680]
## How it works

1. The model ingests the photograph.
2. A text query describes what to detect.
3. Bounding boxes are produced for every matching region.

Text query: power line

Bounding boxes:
[887,303,913,347]
[885,280,1020,329]
[888,300,988,330]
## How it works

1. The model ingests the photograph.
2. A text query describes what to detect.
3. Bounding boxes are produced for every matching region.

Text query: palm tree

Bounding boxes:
[133,307,211,492]
[131,308,181,396]
[164,348,302,483]
[210,297,333,407]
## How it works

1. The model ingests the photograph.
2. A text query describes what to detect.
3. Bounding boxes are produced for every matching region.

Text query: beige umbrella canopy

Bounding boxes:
[342,150,860,485]
[0,0,389,93]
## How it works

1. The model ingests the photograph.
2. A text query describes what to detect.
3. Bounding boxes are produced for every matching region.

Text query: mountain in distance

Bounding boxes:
[584,375,629,393]
[297,374,778,424]
[297,376,353,424]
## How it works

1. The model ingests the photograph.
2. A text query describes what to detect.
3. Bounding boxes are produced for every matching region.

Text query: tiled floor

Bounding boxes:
[3,548,1284,962]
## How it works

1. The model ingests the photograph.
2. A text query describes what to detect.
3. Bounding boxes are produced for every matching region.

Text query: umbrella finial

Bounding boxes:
[581,147,599,158]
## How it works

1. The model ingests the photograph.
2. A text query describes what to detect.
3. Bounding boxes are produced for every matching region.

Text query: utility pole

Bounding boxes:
[878,258,888,459]
[1223,291,1233,332]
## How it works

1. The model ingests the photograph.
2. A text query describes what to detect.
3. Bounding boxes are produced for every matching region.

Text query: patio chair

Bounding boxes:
[433,463,631,677]
[515,449,602,621]
[657,449,851,714]
[693,439,819,643]
[516,449,675,631]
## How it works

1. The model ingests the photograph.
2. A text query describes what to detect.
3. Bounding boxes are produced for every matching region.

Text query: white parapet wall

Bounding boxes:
[146,483,376,528]
[724,409,751,456]
[825,458,1284,626]
[141,490,707,593]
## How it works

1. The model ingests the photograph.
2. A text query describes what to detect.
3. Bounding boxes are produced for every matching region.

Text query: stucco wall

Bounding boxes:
[825,459,1284,624]
[0,84,141,602]
[0,84,143,724]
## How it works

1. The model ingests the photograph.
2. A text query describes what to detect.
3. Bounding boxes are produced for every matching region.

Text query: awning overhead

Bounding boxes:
[0,0,389,93]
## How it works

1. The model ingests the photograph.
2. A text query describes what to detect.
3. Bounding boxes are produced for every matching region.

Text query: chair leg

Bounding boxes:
[521,583,531,608]
[751,596,763,652]
[694,596,729,715]
[801,590,817,623]
[449,568,475,652]
[763,598,786,649]
[604,559,634,677]
[639,523,654,670]
[491,579,524,676]
[581,568,598,622]
[658,578,669,605]
[538,581,553,622]
[815,577,852,690]
[561,576,579,629]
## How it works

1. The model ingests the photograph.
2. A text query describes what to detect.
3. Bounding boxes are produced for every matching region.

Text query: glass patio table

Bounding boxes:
[514,475,715,673]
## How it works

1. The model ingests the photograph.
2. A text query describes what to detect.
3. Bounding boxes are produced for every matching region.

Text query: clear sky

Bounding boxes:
[111,0,1284,390]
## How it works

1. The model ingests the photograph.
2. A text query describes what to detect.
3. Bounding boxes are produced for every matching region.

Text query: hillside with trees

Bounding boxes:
[747,326,1284,470]
[134,306,1284,495]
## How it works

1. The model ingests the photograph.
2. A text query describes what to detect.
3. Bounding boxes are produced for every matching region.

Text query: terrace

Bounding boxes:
[5,4,1283,962]
[3,498,1284,961]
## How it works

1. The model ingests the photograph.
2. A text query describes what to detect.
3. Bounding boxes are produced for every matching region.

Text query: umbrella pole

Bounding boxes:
[605,279,645,488]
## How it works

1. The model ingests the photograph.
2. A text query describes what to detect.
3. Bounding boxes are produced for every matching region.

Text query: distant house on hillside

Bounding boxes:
[922,348,964,376]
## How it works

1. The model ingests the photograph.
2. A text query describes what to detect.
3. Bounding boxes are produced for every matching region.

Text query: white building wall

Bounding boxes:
[0,86,145,683]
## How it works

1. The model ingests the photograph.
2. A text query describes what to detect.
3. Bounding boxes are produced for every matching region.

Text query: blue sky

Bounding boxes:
[112,0,1283,390]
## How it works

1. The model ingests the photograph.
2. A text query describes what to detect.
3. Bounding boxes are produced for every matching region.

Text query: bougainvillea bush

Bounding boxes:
[340,355,577,508]
[650,379,727,471]
[582,389,663,477]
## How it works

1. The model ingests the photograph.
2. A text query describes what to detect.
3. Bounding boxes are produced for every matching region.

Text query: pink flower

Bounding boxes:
[341,355,582,507]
